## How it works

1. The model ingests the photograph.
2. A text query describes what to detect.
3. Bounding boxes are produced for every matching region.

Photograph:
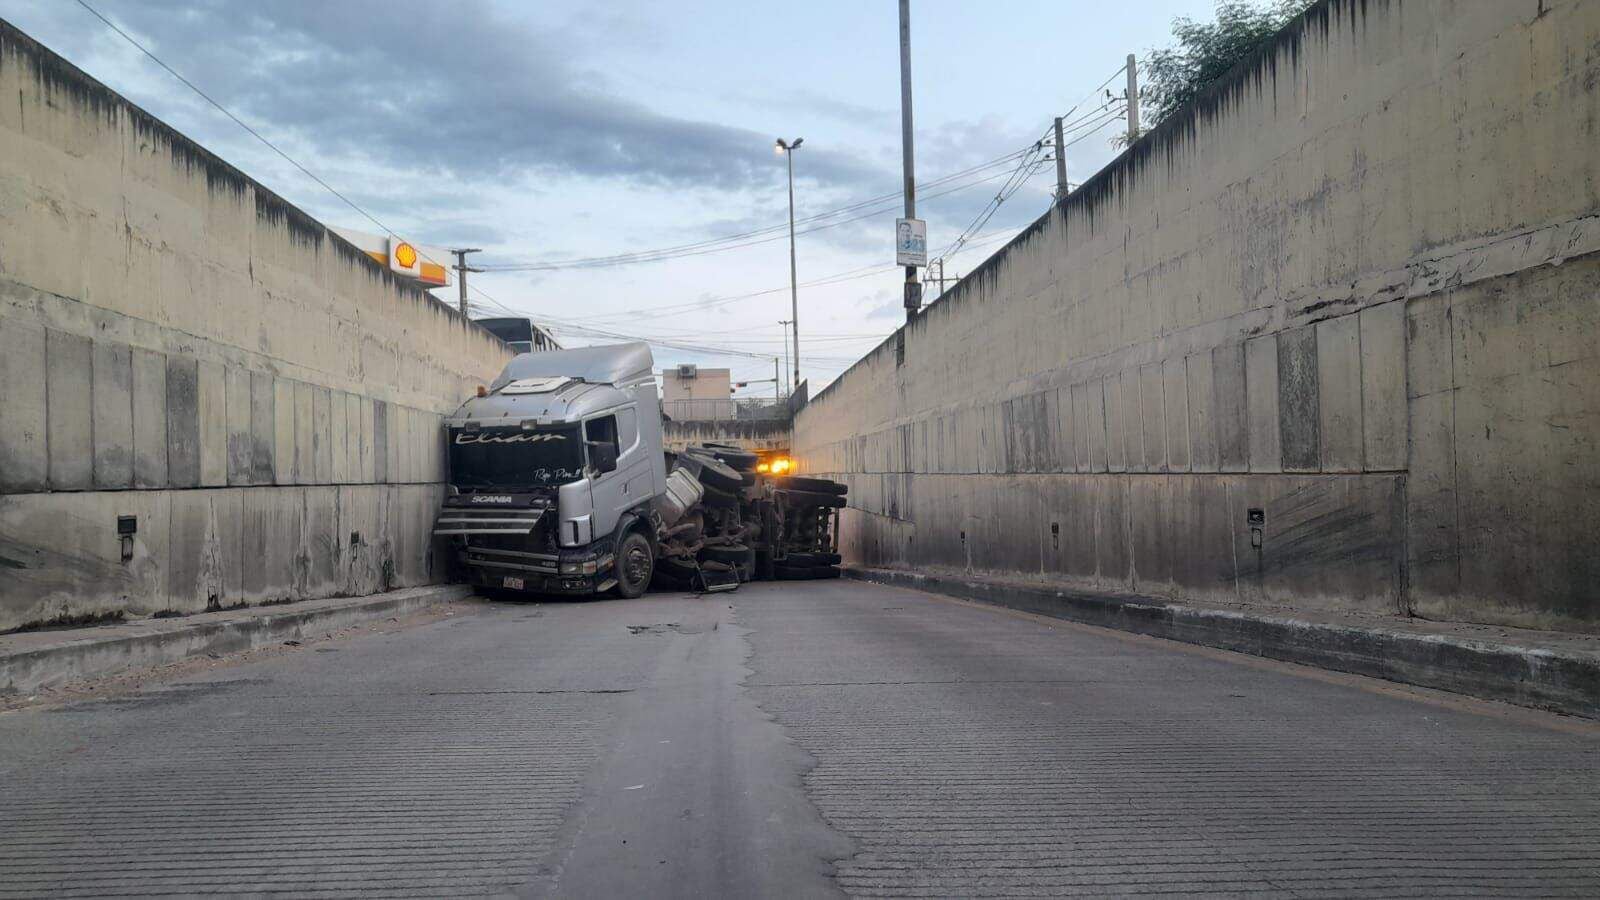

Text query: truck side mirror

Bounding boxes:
[588,441,619,474]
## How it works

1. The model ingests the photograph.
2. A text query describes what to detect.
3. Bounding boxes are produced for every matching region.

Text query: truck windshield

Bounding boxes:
[448,424,586,488]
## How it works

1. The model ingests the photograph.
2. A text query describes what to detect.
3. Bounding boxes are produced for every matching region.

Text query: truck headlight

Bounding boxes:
[559,558,598,576]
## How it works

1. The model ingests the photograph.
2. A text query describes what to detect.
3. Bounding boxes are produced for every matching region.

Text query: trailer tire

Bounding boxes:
[774,476,848,495]
[651,571,696,592]
[701,486,741,508]
[687,453,744,491]
[778,490,848,509]
[611,531,654,599]
[699,544,750,565]
[711,449,759,470]
[656,556,698,580]
[773,564,814,581]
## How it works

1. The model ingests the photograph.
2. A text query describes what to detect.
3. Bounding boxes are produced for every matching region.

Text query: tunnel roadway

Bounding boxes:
[2,578,1598,897]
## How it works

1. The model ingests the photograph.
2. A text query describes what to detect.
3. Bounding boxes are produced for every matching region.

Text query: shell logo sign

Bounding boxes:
[388,238,448,286]
[329,226,452,288]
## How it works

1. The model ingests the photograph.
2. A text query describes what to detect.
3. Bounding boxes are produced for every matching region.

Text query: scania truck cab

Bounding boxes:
[433,343,668,597]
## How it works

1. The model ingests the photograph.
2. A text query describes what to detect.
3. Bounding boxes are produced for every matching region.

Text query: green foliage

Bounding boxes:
[1141,0,1317,130]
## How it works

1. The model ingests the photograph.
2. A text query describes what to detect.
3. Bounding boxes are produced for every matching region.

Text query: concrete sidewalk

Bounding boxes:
[0,585,472,697]
[846,567,1600,719]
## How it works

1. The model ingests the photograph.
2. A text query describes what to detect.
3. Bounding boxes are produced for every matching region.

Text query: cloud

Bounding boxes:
[30,0,891,194]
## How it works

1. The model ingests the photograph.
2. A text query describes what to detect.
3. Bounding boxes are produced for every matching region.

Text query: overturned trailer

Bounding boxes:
[434,343,846,598]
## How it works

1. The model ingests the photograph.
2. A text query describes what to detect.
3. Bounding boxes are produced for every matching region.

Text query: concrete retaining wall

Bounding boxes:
[793,0,1600,630]
[0,22,512,630]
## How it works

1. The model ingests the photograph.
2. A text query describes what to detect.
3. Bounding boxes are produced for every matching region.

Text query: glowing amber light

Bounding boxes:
[394,242,418,269]
[769,457,794,475]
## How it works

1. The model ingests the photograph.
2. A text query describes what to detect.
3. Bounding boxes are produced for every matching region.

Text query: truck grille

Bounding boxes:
[432,504,549,536]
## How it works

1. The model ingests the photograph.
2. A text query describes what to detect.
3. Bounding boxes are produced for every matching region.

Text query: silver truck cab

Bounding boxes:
[435,343,667,597]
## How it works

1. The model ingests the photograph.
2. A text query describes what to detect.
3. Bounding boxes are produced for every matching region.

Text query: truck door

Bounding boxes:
[584,409,645,537]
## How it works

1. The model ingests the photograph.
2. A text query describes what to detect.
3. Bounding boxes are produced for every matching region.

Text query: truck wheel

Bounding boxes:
[613,532,654,599]
[777,490,848,509]
[811,564,841,579]
[773,476,848,495]
[687,453,744,492]
[700,544,750,565]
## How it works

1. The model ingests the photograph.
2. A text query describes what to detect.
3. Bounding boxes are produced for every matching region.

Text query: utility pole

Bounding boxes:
[774,358,781,403]
[1126,53,1140,144]
[776,139,804,389]
[778,319,793,397]
[899,0,921,323]
[1053,116,1068,200]
[937,259,945,298]
[451,248,482,316]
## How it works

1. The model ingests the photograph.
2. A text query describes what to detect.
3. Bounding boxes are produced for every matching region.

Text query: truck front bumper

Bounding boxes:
[458,550,615,597]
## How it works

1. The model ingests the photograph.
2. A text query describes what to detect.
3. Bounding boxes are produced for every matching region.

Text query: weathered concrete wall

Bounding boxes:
[793,0,1600,630]
[0,22,512,630]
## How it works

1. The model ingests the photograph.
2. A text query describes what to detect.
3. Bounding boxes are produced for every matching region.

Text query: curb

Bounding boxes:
[845,567,1600,719]
[0,585,473,697]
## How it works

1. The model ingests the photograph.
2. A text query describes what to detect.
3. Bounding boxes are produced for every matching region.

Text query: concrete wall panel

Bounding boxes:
[1139,364,1165,472]
[46,329,92,490]
[90,341,134,489]
[1277,325,1320,472]
[225,365,253,485]
[293,381,314,486]
[165,356,201,488]
[1163,359,1191,472]
[1316,315,1363,472]
[272,377,295,486]
[1245,335,1282,473]
[1360,301,1407,471]
[130,348,168,489]
[0,318,49,492]
[197,360,227,487]
[1213,344,1248,473]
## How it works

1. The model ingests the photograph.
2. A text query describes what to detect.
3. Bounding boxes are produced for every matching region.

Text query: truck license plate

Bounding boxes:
[502,576,525,590]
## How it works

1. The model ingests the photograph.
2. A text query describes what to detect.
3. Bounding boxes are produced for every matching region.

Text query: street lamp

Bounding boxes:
[776,137,803,391]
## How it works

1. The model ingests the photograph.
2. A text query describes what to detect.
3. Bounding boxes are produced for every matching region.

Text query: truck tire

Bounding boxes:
[783,551,822,566]
[612,531,654,599]
[811,564,841,579]
[710,448,759,470]
[773,476,848,495]
[754,549,774,581]
[700,544,750,565]
[701,486,741,508]
[656,555,698,581]
[687,453,744,492]
[777,490,847,509]
[773,563,814,581]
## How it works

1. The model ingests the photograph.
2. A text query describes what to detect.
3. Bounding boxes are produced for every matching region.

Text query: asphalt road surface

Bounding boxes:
[3,579,1598,897]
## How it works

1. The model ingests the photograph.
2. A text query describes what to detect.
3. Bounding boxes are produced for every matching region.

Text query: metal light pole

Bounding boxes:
[778,319,793,397]
[899,0,920,322]
[776,138,804,391]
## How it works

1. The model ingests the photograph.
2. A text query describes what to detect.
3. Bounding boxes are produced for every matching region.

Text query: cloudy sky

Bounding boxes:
[1,0,1215,393]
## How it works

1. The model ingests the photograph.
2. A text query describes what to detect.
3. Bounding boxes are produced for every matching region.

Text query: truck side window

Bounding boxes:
[585,415,620,459]
[617,407,638,452]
